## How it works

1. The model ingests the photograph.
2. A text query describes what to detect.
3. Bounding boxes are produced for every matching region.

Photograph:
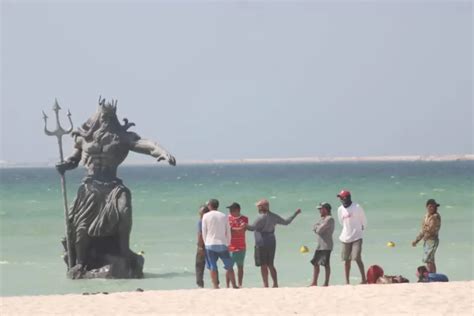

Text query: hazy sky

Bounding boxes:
[1,0,472,164]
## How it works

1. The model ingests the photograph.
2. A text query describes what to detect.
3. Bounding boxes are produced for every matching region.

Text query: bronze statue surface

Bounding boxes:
[51,97,176,279]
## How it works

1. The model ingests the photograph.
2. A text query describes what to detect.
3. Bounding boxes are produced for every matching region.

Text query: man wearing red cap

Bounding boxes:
[336,190,367,284]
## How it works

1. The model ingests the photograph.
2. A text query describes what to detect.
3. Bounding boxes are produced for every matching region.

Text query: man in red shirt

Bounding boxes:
[226,202,248,288]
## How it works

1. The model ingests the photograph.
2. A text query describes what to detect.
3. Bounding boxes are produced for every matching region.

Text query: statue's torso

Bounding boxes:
[79,131,130,181]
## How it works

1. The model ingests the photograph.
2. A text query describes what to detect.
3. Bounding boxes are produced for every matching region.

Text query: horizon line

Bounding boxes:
[1,154,473,168]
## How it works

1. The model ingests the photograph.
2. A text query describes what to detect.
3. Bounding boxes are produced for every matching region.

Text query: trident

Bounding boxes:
[43,99,74,270]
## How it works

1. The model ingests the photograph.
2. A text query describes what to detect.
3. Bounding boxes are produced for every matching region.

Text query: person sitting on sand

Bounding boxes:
[245,199,301,288]
[416,266,448,283]
[202,199,238,289]
[412,199,442,273]
[337,190,368,284]
[310,202,335,287]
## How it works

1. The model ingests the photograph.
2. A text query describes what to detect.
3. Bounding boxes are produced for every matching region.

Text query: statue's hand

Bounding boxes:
[55,160,76,175]
[157,153,176,166]
[56,162,69,175]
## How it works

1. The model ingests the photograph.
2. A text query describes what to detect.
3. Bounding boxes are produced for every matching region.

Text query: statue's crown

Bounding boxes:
[98,96,117,114]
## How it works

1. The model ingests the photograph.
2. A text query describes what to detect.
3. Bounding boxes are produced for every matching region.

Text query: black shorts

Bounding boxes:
[254,244,276,267]
[310,250,331,267]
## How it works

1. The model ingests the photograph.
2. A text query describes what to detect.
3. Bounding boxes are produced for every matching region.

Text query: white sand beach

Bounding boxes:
[1,281,473,315]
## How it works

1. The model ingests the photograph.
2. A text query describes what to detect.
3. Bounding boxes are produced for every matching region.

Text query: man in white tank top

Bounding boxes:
[337,190,368,284]
[202,199,237,289]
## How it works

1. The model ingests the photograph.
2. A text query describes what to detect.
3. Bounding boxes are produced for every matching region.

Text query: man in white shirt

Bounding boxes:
[202,199,237,289]
[337,190,367,284]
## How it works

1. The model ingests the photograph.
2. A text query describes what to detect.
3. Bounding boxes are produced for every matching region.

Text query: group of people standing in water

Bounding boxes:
[195,198,301,288]
[195,190,446,289]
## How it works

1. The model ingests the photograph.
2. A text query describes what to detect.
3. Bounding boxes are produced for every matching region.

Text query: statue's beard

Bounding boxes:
[92,121,114,143]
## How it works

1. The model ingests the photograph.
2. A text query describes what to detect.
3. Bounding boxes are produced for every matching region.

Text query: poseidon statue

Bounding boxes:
[56,97,176,279]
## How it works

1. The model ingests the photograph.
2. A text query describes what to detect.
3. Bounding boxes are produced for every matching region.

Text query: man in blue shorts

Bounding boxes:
[202,199,237,289]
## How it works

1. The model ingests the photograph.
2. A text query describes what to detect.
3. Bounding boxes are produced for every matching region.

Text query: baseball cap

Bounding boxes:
[337,190,351,199]
[226,202,241,209]
[317,202,332,212]
[426,199,440,207]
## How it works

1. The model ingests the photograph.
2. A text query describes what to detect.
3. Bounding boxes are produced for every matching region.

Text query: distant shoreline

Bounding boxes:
[179,154,474,165]
[1,154,473,169]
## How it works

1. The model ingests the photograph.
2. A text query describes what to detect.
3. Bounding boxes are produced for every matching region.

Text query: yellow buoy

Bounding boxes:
[300,245,309,253]
[387,241,395,248]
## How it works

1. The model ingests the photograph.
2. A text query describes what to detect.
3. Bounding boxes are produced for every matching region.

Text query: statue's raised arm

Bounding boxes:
[127,132,176,166]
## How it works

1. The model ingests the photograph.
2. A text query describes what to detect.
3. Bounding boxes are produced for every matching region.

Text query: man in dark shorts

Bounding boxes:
[195,205,209,288]
[246,199,301,288]
[310,202,335,287]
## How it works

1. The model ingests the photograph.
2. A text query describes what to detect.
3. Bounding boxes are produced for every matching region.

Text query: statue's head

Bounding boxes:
[98,97,118,125]
[72,96,134,141]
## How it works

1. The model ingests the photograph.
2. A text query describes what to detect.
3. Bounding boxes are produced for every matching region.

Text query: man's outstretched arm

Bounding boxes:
[246,215,265,232]
[274,209,301,225]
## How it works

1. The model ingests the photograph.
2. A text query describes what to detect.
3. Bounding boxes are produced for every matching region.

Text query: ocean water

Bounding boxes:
[0,161,473,296]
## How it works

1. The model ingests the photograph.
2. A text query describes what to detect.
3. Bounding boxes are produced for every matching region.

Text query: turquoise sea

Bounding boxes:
[0,161,473,296]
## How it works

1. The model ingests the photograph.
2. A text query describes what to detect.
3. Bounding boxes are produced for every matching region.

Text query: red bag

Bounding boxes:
[367,265,384,284]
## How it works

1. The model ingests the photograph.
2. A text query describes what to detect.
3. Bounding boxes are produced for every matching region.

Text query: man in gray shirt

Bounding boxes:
[246,199,301,288]
[310,202,335,287]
